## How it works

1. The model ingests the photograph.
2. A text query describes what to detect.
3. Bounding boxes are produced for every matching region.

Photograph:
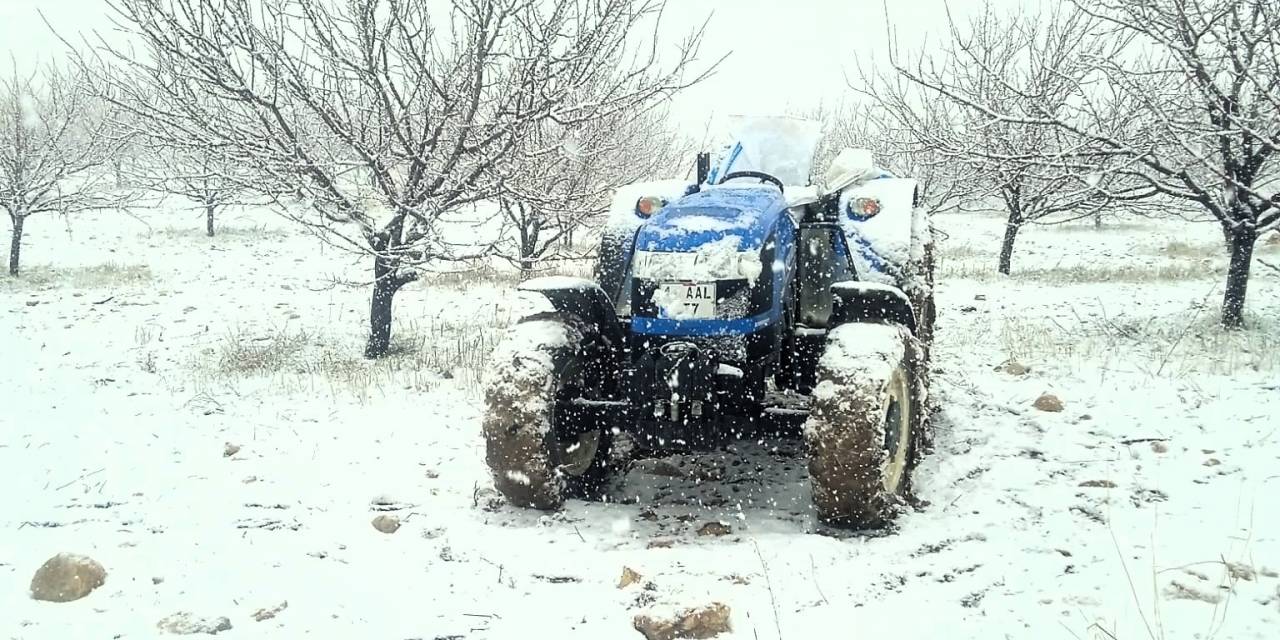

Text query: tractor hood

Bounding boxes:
[633,186,788,253]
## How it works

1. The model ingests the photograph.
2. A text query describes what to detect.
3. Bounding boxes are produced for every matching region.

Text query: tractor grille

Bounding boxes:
[639,333,750,363]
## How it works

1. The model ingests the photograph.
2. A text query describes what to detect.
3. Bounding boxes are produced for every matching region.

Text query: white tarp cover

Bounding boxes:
[708,116,824,188]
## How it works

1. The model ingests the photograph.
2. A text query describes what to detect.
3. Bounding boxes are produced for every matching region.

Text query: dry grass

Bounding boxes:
[1150,236,1279,258]
[936,242,992,260]
[416,260,594,290]
[417,265,524,290]
[1161,240,1221,259]
[937,259,1221,283]
[191,313,511,399]
[1041,221,1152,234]
[938,233,1274,282]
[1,263,153,290]
[152,225,290,240]
[215,328,314,376]
[992,311,1280,377]
[185,263,598,398]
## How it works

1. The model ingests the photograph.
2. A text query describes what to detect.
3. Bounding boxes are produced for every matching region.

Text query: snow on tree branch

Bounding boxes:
[79,0,710,356]
[1,64,128,276]
[895,0,1280,326]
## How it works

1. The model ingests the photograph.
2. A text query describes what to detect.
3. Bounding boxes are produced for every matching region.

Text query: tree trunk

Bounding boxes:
[206,203,216,237]
[364,254,411,359]
[1093,209,1102,229]
[518,216,539,278]
[8,215,24,276]
[998,218,1020,275]
[517,237,535,278]
[1221,227,1256,329]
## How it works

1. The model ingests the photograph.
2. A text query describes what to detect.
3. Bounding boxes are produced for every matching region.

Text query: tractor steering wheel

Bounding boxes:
[720,170,785,193]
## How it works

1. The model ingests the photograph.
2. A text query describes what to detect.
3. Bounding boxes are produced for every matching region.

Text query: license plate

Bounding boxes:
[654,282,717,319]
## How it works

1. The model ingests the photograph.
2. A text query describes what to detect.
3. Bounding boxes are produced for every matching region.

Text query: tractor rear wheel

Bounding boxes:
[804,322,923,529]
[482,313,616,509]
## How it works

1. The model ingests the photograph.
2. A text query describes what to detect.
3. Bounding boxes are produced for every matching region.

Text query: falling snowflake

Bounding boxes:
[611,517,631,535]
[562,136,584,161]
[18,94,40,130]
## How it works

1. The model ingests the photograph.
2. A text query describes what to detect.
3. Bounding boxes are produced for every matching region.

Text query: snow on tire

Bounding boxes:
[804,322,922,529]
[481,315,579,510]
[481,313,613,510]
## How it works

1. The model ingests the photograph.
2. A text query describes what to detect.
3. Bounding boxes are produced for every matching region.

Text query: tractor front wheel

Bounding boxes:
[804,322,923,529]
[481,313,616,509]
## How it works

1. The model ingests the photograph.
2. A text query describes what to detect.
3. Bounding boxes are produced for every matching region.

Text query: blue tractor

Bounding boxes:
[481,118,936,529]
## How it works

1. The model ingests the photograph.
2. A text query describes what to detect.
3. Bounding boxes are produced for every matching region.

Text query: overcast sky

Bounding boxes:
[657,0,1000,126]
[1,0,1028,133]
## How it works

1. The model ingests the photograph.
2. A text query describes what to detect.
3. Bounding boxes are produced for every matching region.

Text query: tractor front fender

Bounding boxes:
[594,227,636,308]
[830,280,917,334]
[518,277,627,355]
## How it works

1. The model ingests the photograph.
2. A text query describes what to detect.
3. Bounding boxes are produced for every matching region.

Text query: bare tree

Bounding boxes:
[493,101,689,273]
[89,0,708,356]
[899,0,1280,326]
[102,85,253,236]
[1,65,123,276]
[886,5,1134,274]
[137,142,253,237]
[806,96,984,218]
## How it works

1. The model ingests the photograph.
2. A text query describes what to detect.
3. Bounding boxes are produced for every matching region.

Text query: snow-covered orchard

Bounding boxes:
[3,0,1280,639]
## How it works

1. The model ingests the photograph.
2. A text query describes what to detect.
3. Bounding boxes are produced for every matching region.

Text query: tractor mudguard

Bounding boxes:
[830,280,917,334]
[517,277,628,359]
[594,227,636,308]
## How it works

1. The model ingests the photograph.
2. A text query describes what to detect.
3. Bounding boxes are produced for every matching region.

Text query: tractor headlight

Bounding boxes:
[635,196,667,218]
[847,197,882,220]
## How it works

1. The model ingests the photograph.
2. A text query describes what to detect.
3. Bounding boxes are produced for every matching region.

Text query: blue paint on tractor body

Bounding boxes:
[631,312,774,337]
[848,232,890,275]
[628,185,807,337]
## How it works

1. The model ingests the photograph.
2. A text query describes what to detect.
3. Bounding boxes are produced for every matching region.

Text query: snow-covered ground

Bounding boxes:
[3,208,1278,639]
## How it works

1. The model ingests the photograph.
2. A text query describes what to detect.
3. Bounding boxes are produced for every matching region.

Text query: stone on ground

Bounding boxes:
[1033,393,1064,412]
[696,522,731,537]
[371,515,401,533]
[29,553,106,603]
[157,612,233,635]
[618,567,642,589]
[251,601,289,622]
[633,603,732,640]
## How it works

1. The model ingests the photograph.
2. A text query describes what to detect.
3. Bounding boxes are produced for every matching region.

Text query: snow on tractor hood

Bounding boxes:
[629,185,787,284]
[633,185,787,254]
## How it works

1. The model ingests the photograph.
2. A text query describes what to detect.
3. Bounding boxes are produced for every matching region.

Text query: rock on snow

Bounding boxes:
[29,553,106,603]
